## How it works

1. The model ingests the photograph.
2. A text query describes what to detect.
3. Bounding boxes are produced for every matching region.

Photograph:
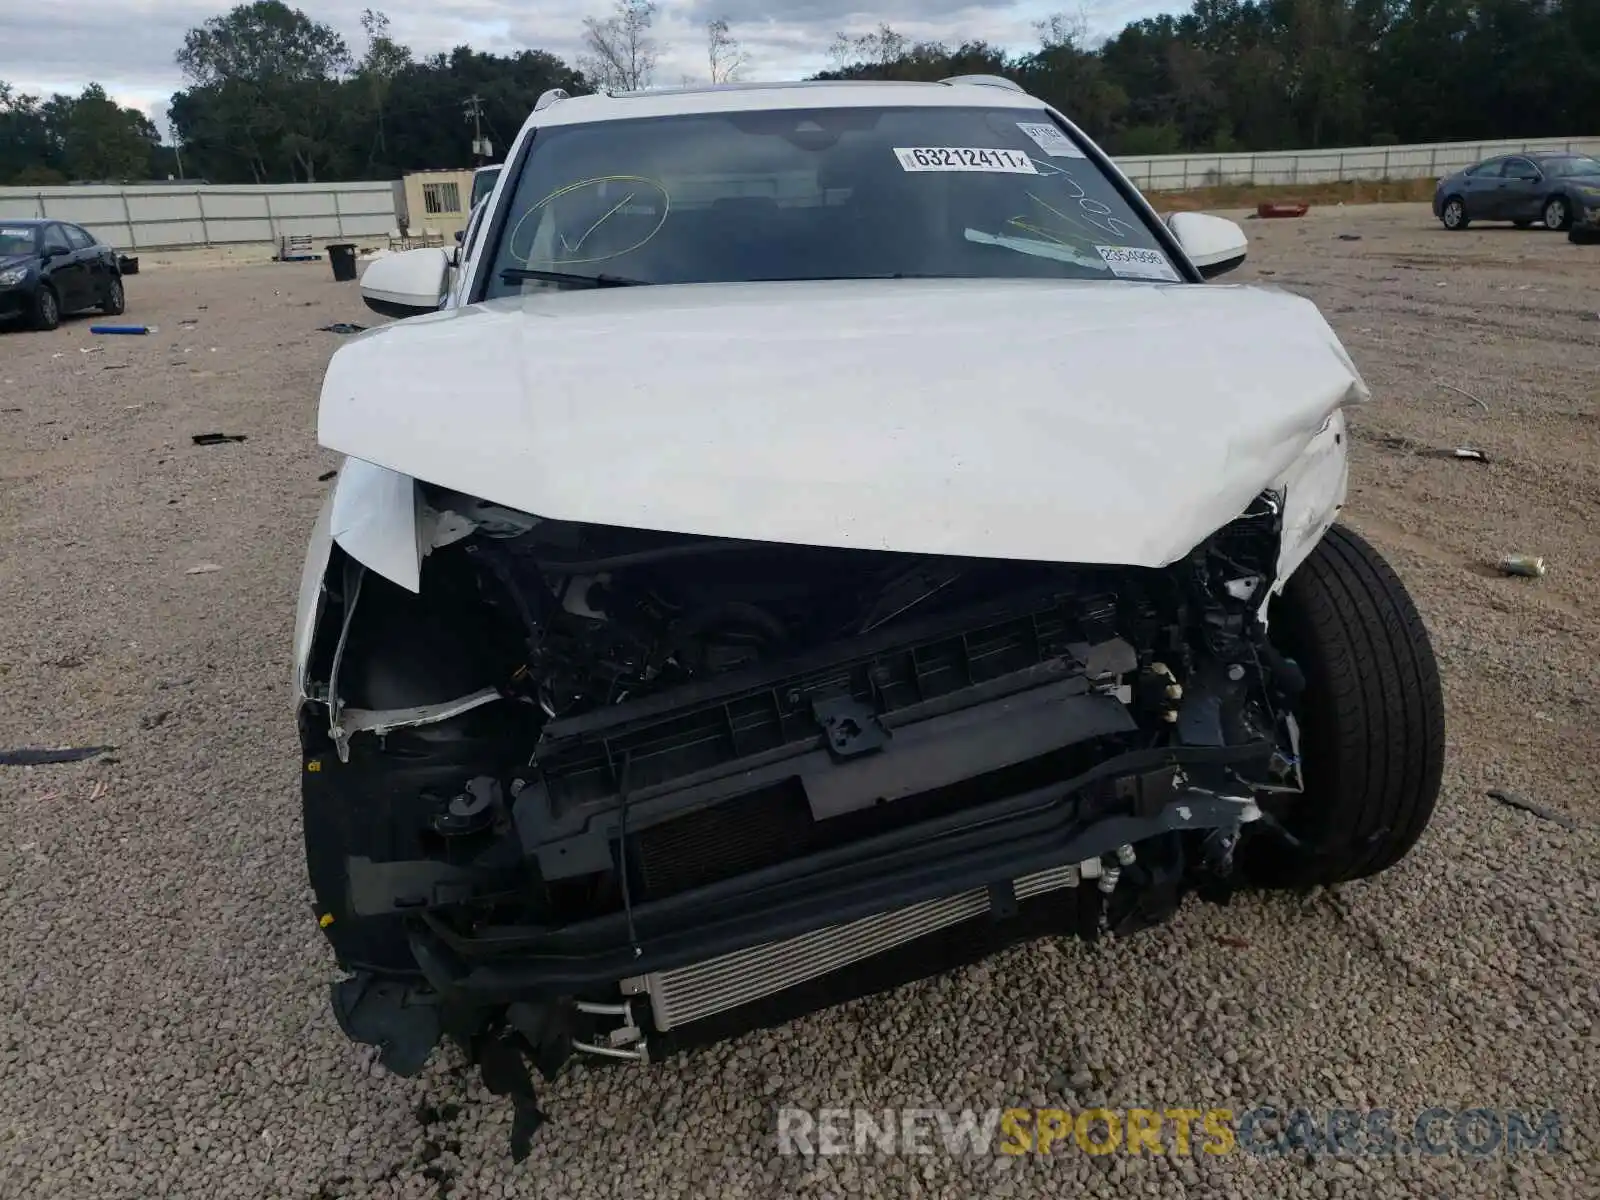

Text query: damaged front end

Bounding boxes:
[296,475,1307,1150]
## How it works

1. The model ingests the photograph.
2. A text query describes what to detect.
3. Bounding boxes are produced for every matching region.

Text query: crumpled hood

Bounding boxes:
[318,277,1368,567]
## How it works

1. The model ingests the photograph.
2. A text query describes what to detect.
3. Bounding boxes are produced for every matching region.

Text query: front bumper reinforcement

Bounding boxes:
[350,740,1270,1002]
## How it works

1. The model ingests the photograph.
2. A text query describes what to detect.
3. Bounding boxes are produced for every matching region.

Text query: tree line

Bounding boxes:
[2,0,1596,186]
[0,83,173,185]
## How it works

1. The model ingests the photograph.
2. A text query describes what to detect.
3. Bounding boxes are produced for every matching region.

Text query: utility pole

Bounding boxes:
[168,120,185,181]
[464,95,491,164]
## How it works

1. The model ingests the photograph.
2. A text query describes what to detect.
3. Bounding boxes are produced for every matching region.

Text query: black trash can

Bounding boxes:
[327,242,358,282]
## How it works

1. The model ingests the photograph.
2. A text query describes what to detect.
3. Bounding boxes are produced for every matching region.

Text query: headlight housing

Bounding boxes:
[0,266,30,287]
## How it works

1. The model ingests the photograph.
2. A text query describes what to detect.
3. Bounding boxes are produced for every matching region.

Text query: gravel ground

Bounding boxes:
[1,207,1596,1199]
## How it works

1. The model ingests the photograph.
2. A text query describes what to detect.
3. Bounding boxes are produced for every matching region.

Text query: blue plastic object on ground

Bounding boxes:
[89,324,152,335]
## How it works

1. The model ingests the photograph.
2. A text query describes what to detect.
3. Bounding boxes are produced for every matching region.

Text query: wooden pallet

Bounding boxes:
[274,234,321,262]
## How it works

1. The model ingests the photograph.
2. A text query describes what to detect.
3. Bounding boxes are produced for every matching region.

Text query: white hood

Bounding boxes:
[317,278,1367,569]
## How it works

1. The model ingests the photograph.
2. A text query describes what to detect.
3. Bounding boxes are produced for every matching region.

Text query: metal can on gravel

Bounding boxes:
[1499,554,1547,578]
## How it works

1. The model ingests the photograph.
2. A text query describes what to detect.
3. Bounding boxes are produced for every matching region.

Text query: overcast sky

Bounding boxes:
[0,0,1177,135]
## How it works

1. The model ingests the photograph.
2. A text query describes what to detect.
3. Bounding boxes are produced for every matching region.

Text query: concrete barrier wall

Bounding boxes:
[0,182,399,251]
[1118,135,1600,191]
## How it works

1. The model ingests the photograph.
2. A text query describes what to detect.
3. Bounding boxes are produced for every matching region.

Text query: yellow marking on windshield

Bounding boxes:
[567,191,638,257]
[1006,217,1072,245]
[1022,190,1101,241]
[510,175,671,267]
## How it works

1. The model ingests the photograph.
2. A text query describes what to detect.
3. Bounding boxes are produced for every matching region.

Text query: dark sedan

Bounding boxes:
[1432,151,1600,232]
[0,218,126,331]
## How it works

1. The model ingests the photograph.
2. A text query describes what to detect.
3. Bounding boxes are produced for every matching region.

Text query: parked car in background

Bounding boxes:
[470,164,503,213]
[0,218,126,331]
[1433,151,1600,231]
[1571,203,1600,244]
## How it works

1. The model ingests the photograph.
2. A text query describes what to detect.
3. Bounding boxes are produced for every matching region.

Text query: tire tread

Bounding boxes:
[1254,524,1445,884]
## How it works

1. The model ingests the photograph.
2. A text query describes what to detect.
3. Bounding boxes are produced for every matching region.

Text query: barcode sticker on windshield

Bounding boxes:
[894,147,1038,174]
[1016,122,1084,158]
[1096,244,1181,282]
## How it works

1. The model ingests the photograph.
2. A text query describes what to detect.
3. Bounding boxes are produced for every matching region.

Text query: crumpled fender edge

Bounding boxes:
[293,484,337,707]
[1259,409,1350,624]
[293,458,426,708]
[329,457,425,593]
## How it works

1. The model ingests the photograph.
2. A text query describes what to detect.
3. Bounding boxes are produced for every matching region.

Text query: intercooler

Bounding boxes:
[619,863,1083,1031]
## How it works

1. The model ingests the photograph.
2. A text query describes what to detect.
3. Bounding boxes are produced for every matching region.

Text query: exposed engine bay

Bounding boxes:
[298,483,1308,1156]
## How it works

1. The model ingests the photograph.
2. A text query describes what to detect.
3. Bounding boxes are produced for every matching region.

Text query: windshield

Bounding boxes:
[482,106,1181,296]
[1544,156,1600,178]
[471,167,503,210]
[0,226,38,258]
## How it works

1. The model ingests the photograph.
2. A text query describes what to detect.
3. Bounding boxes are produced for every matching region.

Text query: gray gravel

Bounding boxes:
[1,209,1596,1199]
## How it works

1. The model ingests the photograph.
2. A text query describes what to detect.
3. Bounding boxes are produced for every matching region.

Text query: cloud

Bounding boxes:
[1,0,1183,116]
[681,0,1014,31]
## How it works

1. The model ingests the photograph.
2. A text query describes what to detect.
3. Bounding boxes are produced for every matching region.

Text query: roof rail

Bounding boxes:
[534,87,570,112]
[939,74,1025,92]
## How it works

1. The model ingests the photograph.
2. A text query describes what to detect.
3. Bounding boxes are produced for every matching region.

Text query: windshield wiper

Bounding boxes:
[499,267,647,288]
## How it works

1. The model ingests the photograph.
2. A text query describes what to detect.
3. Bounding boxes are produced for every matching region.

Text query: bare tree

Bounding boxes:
[580,0,659,92]
[706,17,747,84]
[1035,9,1094,51]
[827,24,907,69]
[358,9,411,165]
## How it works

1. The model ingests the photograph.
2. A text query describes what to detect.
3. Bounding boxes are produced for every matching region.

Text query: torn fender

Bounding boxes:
[293,458,425,708]
[294,462,510,749]
[1272,408,1349,589]
[330,457,425,593]
[293,481,337,705]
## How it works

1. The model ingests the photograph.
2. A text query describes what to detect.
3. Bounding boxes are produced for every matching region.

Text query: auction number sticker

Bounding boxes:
[0,227,30,238]
[1096,244,1180,281]
[895,147,1038,174]
[1016,122,1085,158]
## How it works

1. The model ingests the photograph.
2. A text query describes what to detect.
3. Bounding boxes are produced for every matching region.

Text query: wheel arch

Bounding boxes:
[1247,522,1446,885]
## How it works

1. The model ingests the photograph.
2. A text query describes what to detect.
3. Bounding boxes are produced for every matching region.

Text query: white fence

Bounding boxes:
[0,182,399,251]
[4,133,1598,249]
[1120,134,1600,191]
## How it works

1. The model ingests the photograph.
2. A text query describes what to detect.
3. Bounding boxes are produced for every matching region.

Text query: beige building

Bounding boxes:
[400,169,475,240]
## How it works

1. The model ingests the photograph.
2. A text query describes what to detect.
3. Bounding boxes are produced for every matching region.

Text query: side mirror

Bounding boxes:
[454,229,465,244]
[1166,211,1248,280]
[360,247,450,318]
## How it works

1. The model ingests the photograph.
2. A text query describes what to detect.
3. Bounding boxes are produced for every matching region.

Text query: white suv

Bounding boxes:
[300,77,1443,1159]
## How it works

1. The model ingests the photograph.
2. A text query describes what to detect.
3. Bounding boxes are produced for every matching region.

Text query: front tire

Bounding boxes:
[1244,525,1445,887]
[100,276,126,316]
[30,285,60,331]
[1543,196,1571,231]
[1440,197,1468,230]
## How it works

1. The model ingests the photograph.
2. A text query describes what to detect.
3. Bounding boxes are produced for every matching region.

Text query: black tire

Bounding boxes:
[1571,224,1600,246]
[1542,195,1571,231]
[100,275,126,316]
[30,285,60,331]
[1440,196,1468,230]
[1244,525,1445,887]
